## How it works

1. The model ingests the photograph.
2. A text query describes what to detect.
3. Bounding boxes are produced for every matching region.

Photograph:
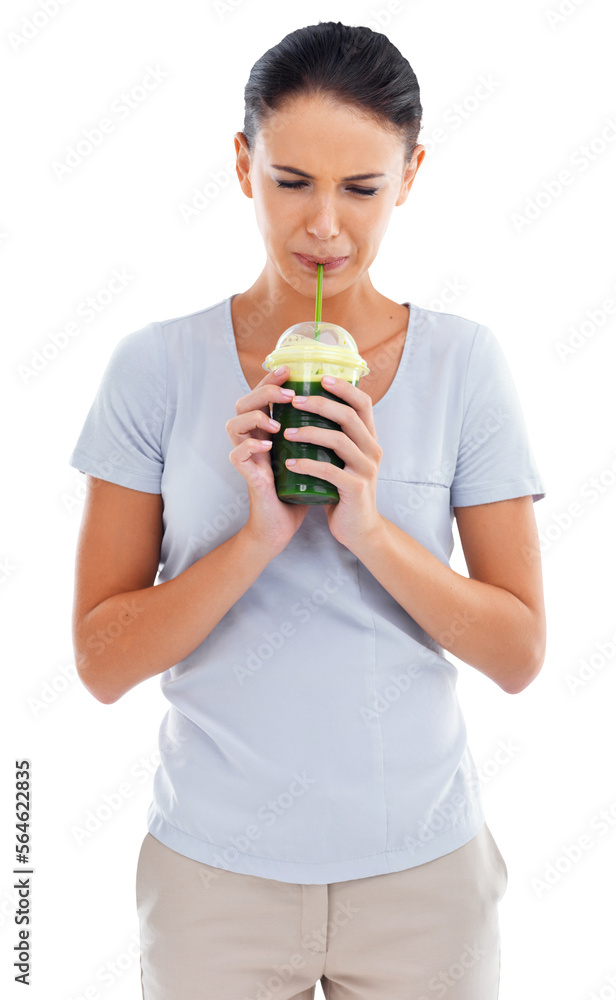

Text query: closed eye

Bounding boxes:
[275,180,378,197]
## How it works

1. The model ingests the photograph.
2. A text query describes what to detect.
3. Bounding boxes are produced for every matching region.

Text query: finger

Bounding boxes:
[291,391,376,451]
[314,377,377,436]
[282,425,373,472]
[229,436,273,470]
[259,365,289,385]
[234,376,296,417]
[283,456,346,489]
[226,408,281,444]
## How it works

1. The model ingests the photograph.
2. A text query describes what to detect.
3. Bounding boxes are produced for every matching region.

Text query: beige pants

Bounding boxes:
[135,822,507,999]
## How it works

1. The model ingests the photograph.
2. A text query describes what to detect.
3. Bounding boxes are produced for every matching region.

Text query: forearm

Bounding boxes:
[351,516,542,693]
[75,527,275,704]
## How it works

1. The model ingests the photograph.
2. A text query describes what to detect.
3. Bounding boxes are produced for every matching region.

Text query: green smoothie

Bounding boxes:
[271,378,359,505]
[262,320,370,505]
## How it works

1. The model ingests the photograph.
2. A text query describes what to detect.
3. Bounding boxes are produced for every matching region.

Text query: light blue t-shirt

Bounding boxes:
[69,294,546,884]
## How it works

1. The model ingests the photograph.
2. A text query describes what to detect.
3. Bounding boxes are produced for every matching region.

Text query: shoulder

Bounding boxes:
[409,303,501,381]
[410,302,489,356]
[109,297,229,374]
[158,297,228,345]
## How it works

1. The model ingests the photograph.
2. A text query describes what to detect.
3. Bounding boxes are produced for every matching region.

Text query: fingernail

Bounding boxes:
[322,376,336,386]
[274,366,288,376]
[293,395,307,403]
[269,418,280,429]
[286,427,298,435]
[280,388,295,397]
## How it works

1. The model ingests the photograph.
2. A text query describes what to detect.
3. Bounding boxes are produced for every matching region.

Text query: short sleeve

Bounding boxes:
[450,324,546,507]
[68,322,166,493]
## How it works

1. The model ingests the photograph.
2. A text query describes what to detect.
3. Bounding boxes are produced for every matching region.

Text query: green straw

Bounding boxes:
[314,263,323,340]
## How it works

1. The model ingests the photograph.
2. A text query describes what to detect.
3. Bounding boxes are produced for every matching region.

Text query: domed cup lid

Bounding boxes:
[262,321,370,376]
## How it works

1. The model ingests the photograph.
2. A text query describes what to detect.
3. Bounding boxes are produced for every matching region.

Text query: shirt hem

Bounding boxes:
[451,478,546,506]
[68,450,162,494]
[145,804,486,884]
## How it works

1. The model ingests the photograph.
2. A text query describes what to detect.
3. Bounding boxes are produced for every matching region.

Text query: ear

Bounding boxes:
[395,145,425,207]
[234,132,253,199]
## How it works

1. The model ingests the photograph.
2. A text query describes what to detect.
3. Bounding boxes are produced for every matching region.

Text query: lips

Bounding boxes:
[299,254,347,263]
[294,253,348,271]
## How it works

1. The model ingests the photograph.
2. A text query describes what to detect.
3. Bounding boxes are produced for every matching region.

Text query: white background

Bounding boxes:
[2,0,616,997]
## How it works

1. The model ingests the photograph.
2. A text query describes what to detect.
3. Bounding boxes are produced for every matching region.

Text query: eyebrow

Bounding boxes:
[271,164,386,182]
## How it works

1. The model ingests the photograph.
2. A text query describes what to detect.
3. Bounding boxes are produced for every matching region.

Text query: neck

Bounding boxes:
[234,262,397,351]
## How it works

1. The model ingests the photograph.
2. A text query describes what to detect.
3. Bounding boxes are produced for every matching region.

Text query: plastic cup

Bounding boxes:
[262,321,370,504]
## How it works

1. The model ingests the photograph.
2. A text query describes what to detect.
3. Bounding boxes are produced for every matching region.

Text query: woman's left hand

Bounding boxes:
[284,376,385,550]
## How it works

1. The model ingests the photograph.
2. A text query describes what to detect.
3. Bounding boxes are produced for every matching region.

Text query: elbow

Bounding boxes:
[78,669,122,705]
[74,647,122,705]
[501,607,546,695]
[501,645,546,695]
[90,684,122,706]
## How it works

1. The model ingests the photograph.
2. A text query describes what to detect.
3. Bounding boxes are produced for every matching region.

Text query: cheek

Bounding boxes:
[252,194,281,243]
[259,194,296,239]
[354,209,388,245]
[365,201,396,240]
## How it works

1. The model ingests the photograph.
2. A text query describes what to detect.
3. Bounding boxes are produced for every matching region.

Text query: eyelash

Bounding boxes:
[275,180,378,197]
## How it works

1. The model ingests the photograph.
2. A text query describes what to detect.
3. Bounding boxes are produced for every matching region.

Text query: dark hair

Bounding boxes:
[243,21,422,164]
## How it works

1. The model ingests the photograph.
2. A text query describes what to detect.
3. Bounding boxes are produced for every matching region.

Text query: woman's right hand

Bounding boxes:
[226,366,309,552]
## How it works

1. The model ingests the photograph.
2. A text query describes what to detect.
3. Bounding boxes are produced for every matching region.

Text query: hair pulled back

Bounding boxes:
[243,21,423,163]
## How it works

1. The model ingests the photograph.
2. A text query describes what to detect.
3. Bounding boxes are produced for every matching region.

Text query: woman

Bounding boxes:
[70,21,546,1000]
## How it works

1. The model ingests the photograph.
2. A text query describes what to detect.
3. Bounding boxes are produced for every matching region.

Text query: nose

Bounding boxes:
[305,193,340,241]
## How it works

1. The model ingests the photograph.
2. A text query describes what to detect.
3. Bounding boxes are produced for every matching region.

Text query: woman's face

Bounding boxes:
[234,92,424,299]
